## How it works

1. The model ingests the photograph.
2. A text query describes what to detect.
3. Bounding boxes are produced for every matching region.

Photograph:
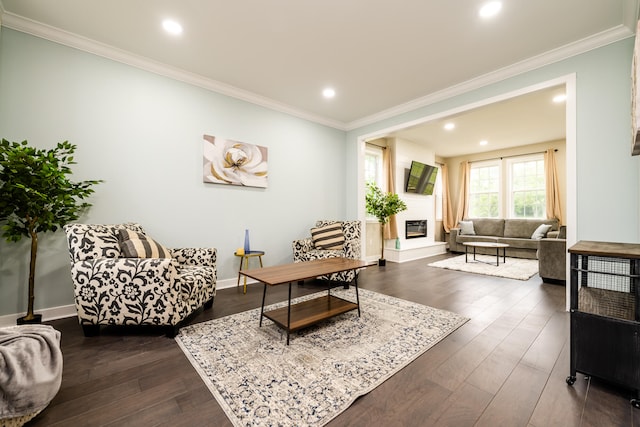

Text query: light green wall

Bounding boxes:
[347,37,640,244]
[0,28,347,317]
[1,27,639,318]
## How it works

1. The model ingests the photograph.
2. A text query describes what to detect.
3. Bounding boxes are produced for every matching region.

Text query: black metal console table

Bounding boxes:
[567,240,640,408]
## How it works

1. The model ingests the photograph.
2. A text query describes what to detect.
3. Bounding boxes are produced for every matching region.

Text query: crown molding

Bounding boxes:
[0,9,636,133]
[346,24,635,131]
[0,12,348,131]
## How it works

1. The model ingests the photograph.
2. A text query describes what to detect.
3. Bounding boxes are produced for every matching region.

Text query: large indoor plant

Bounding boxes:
[0,139,101,324]
[365,182,407,266]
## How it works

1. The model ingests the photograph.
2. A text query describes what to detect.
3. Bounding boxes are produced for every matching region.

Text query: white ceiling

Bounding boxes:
[388,84,568,158]
[0,0,636,129]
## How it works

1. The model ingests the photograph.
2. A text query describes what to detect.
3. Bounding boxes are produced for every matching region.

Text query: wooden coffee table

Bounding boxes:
[240,257,368,345]
[463,242,509,266]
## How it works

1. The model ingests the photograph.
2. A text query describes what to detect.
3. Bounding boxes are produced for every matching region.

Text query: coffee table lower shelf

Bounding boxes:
[262,295,359,332]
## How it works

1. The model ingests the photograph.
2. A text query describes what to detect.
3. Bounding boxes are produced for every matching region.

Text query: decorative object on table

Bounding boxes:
[0,324,62,427]
[364,182,407,266]
[234,249,264,294]
[428,254,539,281]
[203,134,268,188]
[244,229,250,253]
[0,139,102,325]
[292,220,361,284]
[175,288,468,427]
[63,222,216,337]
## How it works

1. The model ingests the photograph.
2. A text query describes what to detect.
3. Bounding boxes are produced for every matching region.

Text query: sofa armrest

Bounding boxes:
[292,238,314,261]
[343,239,361,259]
[538,238,567,282]
[171,248,217,268]
[449,228,461,246]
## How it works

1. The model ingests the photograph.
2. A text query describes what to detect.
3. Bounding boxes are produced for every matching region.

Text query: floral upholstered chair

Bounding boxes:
[63,223,216,337]
[292,220,362,284]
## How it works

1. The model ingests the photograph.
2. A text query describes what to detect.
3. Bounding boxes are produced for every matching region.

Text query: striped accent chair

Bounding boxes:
[292,220,362,284]
[63,223,216,337]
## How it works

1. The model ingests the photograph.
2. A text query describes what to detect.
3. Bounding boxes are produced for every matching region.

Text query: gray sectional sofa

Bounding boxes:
[449,218,560,259]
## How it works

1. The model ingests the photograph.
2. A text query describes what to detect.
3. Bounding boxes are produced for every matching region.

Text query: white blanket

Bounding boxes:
[0,325,63,420]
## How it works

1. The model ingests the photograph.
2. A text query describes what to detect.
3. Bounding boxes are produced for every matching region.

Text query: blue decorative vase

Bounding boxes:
[244,229,250,253]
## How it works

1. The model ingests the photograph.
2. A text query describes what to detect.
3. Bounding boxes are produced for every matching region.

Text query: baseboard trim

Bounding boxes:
[216,277,258,291]
[0,278,256,328]
[0,304,77,328]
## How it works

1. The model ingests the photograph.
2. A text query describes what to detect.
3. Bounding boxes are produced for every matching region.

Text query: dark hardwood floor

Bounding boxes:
[28,253,640,426]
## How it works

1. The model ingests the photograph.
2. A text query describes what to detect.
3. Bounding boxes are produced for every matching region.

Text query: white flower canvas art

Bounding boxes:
[203,134,268,188]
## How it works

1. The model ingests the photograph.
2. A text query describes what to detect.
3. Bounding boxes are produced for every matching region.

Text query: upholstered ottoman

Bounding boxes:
[0,325,63,427]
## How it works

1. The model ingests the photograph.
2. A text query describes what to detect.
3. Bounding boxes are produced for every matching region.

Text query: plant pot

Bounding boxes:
[378,259,386,267]
[17,314,42,325]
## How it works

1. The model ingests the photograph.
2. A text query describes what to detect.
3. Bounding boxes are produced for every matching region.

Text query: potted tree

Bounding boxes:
[365,182,407,266]
[0,139,102,324]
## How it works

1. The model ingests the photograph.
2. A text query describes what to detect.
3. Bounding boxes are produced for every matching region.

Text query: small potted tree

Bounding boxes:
[0,139,102,324]
[365,182,407,266]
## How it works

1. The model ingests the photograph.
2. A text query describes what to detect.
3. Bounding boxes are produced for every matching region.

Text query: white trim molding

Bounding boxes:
[0,12,345,131]
[0,9,635,132]
[0,304,77,328]
[347,25,634,131]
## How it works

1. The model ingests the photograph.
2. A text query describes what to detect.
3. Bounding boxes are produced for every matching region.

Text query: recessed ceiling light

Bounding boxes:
[553,94,567,103]
[322,88,336,99]
[479,140,489,146]
[444,122,455,131]
[479,1,502,18]
[162,19,183,35]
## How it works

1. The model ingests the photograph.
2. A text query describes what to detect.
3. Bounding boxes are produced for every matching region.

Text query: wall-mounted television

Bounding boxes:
[405,160,438,195]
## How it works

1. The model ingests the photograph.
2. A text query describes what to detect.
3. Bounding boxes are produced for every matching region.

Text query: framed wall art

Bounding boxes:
[203,134,268,188]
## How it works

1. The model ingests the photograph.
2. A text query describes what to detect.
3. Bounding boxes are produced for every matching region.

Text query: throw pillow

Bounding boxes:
[310,223,345,250]
[458,221,476,236]
[118,229,171,258]
[531,224,553,240]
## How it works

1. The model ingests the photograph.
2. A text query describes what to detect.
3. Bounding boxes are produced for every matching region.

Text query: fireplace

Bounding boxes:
[405,220,427,239]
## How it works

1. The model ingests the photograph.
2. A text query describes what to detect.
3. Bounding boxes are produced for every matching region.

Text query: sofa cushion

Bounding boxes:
[497,237,541,250]
[310,223,345,250]
[118,229,171,258]
[458,221,476,235]
[503,219,558,238]
[467,218,504,237]
[531,224,553,239]
[64,222,146,261]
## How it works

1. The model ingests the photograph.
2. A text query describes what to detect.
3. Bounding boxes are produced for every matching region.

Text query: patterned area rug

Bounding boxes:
[175,288,468,427]
[428,254,539,280]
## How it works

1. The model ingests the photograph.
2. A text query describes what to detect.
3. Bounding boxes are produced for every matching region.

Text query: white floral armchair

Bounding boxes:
[292,220,362,283]
[63,223,216,337]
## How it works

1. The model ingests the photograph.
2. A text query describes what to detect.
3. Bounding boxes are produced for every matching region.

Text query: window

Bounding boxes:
[468,161,500,218]
[508,155,545,218]
[365,145,385,220]
[364,145,384,189]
